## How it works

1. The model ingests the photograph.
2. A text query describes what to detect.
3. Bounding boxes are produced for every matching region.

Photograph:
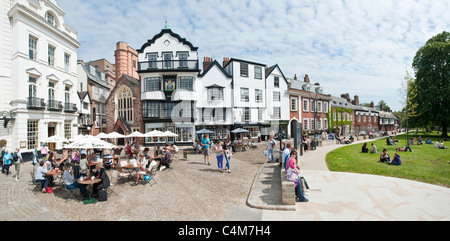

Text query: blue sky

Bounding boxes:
[57,0,450,112]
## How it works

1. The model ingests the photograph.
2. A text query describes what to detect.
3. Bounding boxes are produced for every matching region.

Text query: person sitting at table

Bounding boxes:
[63,163,87,196]
[143,147,150,159]
[54,157,65,170]
[92,163,110,196]
[154,146,163,160]
[89,152,99,173]
[159,147,172,171]
[71,150,80,164]
[44,160,57,187]
[79,154,88,177]
[48,152,55,168]
[35,160,49,193]
[132,153,149,186]
[170,144,179,155]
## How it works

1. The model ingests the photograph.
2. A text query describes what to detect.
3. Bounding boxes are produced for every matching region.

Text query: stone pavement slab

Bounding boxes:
[239,137,450,221]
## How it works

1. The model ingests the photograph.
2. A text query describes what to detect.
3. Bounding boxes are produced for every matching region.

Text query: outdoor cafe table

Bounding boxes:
[78,178,102,204]
[122,164,140,182]
[45,169,62,188]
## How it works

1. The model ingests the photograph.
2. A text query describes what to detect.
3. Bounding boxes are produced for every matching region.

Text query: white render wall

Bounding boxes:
[196,62,233,126]
[265,66,290,122]
[138,32,198,63]
[228,60,267,124]
[1,0,80,151]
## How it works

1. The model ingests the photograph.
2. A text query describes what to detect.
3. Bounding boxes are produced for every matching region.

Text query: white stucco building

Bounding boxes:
[137,28,199,144]
[195,58,233,140]
[223,58,268,138]
[263,64,290,140]
[0,0,80,152]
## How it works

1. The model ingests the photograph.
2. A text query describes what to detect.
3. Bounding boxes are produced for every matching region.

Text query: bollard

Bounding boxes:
[183,150,187,161]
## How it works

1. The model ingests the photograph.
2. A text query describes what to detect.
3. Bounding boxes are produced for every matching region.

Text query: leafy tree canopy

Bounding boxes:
[411,31,450,137]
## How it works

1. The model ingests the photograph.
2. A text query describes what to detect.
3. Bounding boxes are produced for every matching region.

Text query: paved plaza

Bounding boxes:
[1,138,449,221]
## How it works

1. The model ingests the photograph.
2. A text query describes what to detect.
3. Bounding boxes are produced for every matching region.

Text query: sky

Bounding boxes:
[57,0,450,112]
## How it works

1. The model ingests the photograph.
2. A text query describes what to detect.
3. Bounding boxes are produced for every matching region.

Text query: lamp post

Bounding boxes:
[313,87,323,149]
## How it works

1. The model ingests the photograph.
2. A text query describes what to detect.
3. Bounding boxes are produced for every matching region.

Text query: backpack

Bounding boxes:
[12,152,19,163]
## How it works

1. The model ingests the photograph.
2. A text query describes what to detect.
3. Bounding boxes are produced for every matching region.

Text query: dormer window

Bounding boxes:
[46,12,57,27]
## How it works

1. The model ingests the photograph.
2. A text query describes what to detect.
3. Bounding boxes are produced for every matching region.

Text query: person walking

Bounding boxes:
[215,141,224,173]
[223,140,232,173]
[201,134,212,165]
[41,144,48,159]
[13,148,24,181]
[266,135,277,163]
[2,149,12,176]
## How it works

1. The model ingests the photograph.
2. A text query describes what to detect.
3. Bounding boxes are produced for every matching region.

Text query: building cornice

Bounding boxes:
[8,3,80,48]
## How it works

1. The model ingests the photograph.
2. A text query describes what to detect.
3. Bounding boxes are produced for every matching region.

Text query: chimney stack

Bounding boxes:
[379,103,383,111]
[370,101,374,108]
[304,74,310,83]
[203,57,213,72]
[353,95,359,106]
[294,74,297,80]
[223,57,230,68]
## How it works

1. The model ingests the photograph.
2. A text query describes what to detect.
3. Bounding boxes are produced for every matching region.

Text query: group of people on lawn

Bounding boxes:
[360,135,448,166]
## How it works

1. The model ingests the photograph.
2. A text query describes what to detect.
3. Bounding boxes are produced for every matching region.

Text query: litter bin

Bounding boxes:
[311,140,318,150]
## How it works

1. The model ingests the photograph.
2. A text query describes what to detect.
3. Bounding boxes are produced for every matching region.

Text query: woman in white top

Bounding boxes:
[132,153,150,186]
[63,164,87,195]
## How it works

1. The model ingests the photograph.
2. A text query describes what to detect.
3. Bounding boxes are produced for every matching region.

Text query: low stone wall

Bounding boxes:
[280,168,295,206]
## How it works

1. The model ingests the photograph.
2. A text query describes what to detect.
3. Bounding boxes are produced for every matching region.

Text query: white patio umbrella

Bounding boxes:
[41,135,69,143]
[106,132,126,138]
[144,129,165,137]
[95,132,109,139]
[64,135,117,181]
[162,130,178,137]
[126,131,146,138]
[64,135,118,149]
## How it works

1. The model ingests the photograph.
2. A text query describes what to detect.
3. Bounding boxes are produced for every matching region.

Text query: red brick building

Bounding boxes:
[105,42,141,145]
[288,74,331,137]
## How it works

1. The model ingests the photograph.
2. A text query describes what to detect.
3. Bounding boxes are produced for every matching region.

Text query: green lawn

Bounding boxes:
[325,132,450,188]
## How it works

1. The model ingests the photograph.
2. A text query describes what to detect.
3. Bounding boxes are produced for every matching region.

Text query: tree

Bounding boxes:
[412,31,450,137]
[375,100,390,111]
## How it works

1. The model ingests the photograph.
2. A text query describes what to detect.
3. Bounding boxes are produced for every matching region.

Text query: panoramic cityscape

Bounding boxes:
[0,0,449,229]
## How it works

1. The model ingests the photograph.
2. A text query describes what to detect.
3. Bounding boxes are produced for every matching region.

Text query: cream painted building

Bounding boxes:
[0,0,80,152]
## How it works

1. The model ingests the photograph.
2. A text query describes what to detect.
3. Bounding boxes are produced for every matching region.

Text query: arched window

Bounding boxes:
[116,87,133,123]
[45,12,57,27]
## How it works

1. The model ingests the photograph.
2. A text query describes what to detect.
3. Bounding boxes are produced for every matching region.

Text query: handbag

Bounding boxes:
[286,167,298,182]
[46,187,53,193]
[97,189,107,202]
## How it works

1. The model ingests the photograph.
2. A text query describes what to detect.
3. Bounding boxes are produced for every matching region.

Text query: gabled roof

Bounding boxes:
[223,58,266,68]
[265,64,289,84]
[78,91,91,104]
[137,28,198,53]
[105,74,140,103]
[198,60,232,78]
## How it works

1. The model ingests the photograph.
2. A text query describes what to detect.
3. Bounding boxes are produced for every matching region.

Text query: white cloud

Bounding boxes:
[57,0,450,111]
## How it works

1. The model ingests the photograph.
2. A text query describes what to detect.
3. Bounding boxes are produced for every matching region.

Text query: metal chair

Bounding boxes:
[143,165,158,186]
[29,171,42,191]
[63,185,81,203]
[107,170,124,197]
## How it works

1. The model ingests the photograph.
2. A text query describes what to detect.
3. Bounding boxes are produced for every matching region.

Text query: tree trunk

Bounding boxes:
[441,121,448,138]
